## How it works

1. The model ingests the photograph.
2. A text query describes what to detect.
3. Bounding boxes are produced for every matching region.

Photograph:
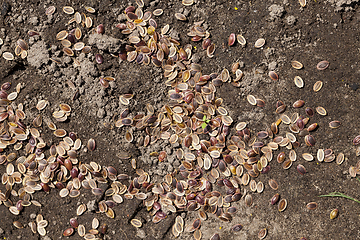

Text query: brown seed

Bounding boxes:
[330,209,339,219]
[228,33,235,46]
[63,228,75,236]
[17,39,28,50]
[297,164,306,175]
[306,202,318,210]
[245,194,253,206]
[87,138,96,151]
[269,71,278,81]
[269,179,279,190]
[271,193,280,205]
[278,199,287,212]
[293,100,305,108]
[13,221,23,229]
[316,60,329,70]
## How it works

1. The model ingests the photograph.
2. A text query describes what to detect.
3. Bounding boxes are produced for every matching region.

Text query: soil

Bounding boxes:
[0,0,360,239]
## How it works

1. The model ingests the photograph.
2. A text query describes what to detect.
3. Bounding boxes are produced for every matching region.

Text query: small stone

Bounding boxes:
[286,15,296,25]
[268,61,277,71]
[87,200,96,211]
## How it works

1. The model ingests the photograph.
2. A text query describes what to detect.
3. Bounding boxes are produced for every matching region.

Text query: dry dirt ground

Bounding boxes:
[1,0,360,239]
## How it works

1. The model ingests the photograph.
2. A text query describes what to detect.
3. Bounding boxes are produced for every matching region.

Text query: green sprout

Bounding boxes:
[201,115,210,129]
[319,177,360,204]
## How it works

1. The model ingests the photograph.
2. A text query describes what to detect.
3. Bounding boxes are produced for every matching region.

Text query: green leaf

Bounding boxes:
[201,122,207,129]
[202,115,207,121]
[319,192,360,204]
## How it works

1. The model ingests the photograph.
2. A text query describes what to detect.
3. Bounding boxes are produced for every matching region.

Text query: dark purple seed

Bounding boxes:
[297,164,306,175]
[0,90,8,99]
[271,193,280,205]
[305,107,314,117]
[1,82,11,91]
[210,233,220,240]
[16,200,23,211]
[67,34,76,43]
[41,183,50,192]
[100,223,108,234]
[95,53,104,64]
[69,218,79,228]
[354,135,360,145]
[296,118,304,130]
[261,165,271,174]
[70,168,78,178]
[97,24,105,34]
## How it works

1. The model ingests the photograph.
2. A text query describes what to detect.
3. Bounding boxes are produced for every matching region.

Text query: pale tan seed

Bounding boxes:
[313,81,323,92]
[63,6,74,14]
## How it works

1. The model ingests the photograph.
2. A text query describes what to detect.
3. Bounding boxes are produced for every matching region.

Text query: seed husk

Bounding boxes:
[3,52,14,60]
[316,60,329,70]
[278,199,287,212]
[258,228,267,239]
[336,153,344,165]
[85,6,96,13]
[254,38,265,48]
[13,221,23,229]
[294,76,304,88]
[237,34,246,46]
[317,149,324,162]
[175,13,186,21]
[63,6,74,14]
[269,179,278,190]
[247,95,256,106]
[77,204,86,215]
[330,209,339,219]
[182,0,194,6]
[153,9,163,16]
[291,60,303,69]
[236,122,247,131]
[302,153,314,161]
[329,120,341,129]
[299,0,306,7]
[46,6,56,15]
[131,219,142,228]
[313,81,323,92]
[306,202,318,210]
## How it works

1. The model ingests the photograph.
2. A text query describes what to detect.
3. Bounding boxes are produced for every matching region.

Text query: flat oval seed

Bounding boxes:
[329,120,341,129]
[302,153,314,161]
[291,60,303,69]
[317,149,324,162]
[3,52,14,60]
[131,219,142,228]
[336,153,344,165]
[330,209,339,219]
[247,95,256,105]
[278,199,287,212]
[317,60,329,70]
[306,202,318,210]
[269,179,278,190]
[237,35,246,46]
[258,228,267,239]
[294,76,304,88]
[254,38,265,48]
[316,106,327,116]
[313,81,323,92]
[236,122,246,131]
[63,6,74,14]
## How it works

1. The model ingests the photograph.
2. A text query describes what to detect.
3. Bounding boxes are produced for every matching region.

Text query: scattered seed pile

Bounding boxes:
[0,0,359,239]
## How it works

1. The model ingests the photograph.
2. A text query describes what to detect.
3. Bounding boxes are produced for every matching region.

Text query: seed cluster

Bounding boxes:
[0,0,354,239]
